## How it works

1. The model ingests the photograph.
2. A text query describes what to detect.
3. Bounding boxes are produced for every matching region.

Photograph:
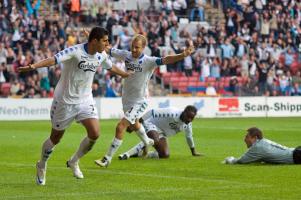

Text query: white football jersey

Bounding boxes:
[54,43,112,104]
[109,48,162,107]
[142,107,193,138]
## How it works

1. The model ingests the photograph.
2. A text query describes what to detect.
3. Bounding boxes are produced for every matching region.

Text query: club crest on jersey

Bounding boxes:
[125,61,142,72]
[78,61,97,72]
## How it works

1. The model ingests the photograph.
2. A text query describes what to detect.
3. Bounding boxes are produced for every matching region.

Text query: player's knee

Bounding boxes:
[159,151,169,159]
[88,132,99,140]
[133,123,140,131]
[50,135,62,145]
[88,127,99,140]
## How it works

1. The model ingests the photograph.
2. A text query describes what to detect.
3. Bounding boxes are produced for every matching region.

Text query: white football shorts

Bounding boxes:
[143,120,166,139]
[123,101,148,125]
[50,100,98,130]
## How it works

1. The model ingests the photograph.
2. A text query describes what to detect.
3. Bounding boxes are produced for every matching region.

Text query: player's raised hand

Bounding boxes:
[222,156,236,164]
[183,40,195,57]
[18,64,35,73]
[82,28,89,38]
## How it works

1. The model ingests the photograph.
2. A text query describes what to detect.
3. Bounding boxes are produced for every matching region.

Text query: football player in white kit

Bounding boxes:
[18,27,132,185]
[118,105,202,159]
[94,34,195,167]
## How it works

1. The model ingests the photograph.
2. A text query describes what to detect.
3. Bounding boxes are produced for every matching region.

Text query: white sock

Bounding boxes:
[39,138,55,168]
[106,138,123,160]
[70,137,96,163]
[126,142,145,157]
[136,125,150,145]
[147,151,159,159]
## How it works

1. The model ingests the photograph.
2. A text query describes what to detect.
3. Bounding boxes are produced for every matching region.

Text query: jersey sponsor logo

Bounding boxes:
[218,98,239,112]
[125,61,142,72]
[78,61,97,72]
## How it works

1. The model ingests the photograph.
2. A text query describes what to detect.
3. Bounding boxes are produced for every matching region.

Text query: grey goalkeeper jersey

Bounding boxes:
[234,139,295,164]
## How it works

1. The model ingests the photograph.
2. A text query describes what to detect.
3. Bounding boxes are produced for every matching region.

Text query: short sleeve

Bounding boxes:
[144,56,162,70]
[54,46,77,64]
[110,48,128,60]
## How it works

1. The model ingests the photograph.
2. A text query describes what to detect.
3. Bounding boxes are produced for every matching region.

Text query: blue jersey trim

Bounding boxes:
[155,58,163,65]
[83,43,88,54]
[139,53,144,59]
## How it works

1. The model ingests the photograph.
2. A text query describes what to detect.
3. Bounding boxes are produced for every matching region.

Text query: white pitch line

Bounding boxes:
[0,162,269,188]
[193,125,301,132]
[3,185,270,199]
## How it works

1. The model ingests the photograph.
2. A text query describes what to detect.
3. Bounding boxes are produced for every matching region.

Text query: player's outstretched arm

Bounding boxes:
[18,58,56,73]
[109,65,134,78]
[83,28,89,38]
[162,41,195,65]
[222,156,238,164]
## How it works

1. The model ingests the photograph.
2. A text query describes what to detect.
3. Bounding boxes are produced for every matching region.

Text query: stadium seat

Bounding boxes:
[188,77,198,82]
[192,71,200,77]
[197,82,206,87]
[205,77,216,82]
[179,76,189,82]
[170,77,180,82]
[178,82,189,87]
[178,86,188,93]
[188,81,198,87]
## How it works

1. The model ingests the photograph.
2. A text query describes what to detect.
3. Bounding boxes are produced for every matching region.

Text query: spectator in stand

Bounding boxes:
[229,76,239,96]
[1,0,301,98]
[151,42,161,57]
[292,71,301,85]
[205,82,217,96]
[210,57,221,79]
[189,0,205,21]
[0,63,9,83]
[220,58,230,77]
[257,61,272,95]
[184,42,193,77]
[23,87,36,98]
[0,44,7,65]
[225,8,238,36]
[200,57,210,81]
[220,38,234,59]
[172,0,187,16]
[284,48,295,70]
[70,0,81,27]
[279,74,289,96]
[291,83,301,96]
[239,76,258,96]
[92,81,102,97]
[97,7,107,28]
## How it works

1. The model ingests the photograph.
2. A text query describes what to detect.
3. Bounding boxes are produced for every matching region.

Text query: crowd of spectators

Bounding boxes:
[0,0,301,98]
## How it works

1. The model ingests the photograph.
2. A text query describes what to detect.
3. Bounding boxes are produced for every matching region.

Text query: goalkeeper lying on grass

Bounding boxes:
[223,127,301,164]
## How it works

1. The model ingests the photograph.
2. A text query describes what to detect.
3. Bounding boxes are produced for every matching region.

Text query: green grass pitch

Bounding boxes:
[1,118,301,200]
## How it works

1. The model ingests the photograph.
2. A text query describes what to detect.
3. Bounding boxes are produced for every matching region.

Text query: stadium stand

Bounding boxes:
[0,0,300,98]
